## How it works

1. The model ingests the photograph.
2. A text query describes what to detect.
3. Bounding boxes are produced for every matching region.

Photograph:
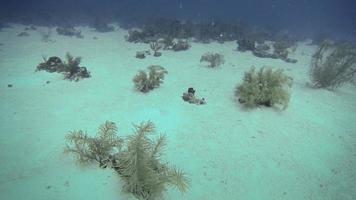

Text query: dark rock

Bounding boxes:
[92,18,115,32]
[56,27,83,38]
[17,32,30,37]
[7,84,12,88]
[172,39,190,51]
[153,51,162,57]
[37,56,63,73]
[182,88,206,105]
[136,51,146,59]
[237,38,255,52]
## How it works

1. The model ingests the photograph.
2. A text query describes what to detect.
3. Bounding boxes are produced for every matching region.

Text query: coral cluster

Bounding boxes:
[200,52,225,68]
[36,53,91,81]
[64,121,190,200]
[133,65,168,93]
[235,67,293,110]
[310,40,356,89]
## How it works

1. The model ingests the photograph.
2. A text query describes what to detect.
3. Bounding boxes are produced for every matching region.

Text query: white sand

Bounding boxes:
[0,24,355,200]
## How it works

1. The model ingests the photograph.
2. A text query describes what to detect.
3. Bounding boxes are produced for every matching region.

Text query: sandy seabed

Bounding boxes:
[0,24,355,200]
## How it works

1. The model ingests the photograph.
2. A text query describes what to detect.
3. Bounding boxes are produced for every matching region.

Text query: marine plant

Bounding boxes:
[133,65,168,93]
[64,121,190,200]
[36,53,91,81]
[235,66,293,110]
[115,121,190,199]
[64,121,123,166]
[310,40,356,89]
[200,52,225,68]
[149,41,163,57]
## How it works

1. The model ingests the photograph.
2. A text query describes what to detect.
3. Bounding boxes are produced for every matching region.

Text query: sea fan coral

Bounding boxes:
[200,52,225,68]
[310,40,356,89]
[64,121,190,199]
[235,66,293,110]
[133,65,168,93]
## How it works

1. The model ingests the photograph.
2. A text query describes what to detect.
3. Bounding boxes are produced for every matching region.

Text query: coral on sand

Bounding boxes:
[149,41,163,57]
[235,66,293,110]
[133,65,168,93]
[115,121,190,200]
[64,121,123,166]
[64,121,190,200]
[36,53,91,81]
[200,52,225,68]
[310,40,356,89]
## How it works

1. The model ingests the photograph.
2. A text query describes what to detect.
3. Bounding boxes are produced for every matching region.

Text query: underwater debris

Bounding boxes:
[235,66,293,110]
[64,121,190,199]
[36,53,91,81]
[56,26,83,38]
[182,87,206,105]
[310,40,356,89]
[200,52,225,68]
[133,65,168,93]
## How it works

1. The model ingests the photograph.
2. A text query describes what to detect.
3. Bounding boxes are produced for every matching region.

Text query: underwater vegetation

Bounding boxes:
[310,40,356,89]
[235,67,293,110]
[200,52,225,68]
[149,41,163,57]
[64,121,190,200]
[36,53,91,81]
[133,65,168,93]
[64,121,123,166]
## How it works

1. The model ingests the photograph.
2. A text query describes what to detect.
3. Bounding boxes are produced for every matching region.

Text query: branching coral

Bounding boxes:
[64,121,123,166]
[200,52,225,68]
[133,65,168,93]
[310,40,356,89]
[64,121,190,200]
[115,121,190,200]
[149,41,163,57]
[235,66,293,110]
